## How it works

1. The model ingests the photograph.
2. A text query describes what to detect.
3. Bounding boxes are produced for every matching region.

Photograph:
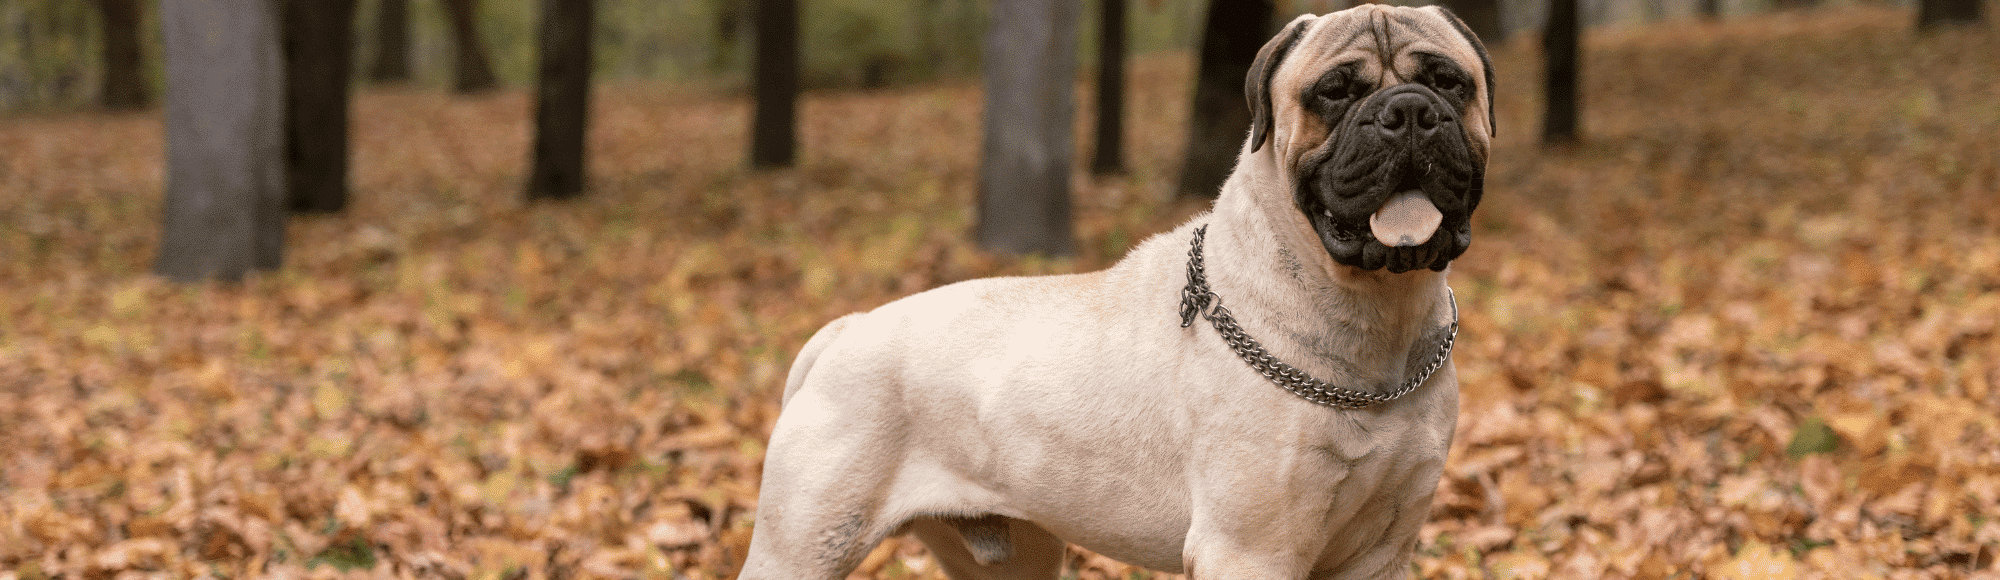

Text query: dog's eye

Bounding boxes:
[1309,66,1365,111]
[1317,78,1348,102]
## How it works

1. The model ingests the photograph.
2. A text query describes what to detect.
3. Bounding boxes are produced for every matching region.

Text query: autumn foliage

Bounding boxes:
[3,7,1998,579]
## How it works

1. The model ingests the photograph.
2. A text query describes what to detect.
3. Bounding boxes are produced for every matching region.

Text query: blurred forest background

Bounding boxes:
[0,0,1969,108]
[3,0,1998,579]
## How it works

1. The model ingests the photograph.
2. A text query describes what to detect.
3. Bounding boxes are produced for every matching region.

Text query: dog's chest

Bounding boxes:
[1006,390,1454,573]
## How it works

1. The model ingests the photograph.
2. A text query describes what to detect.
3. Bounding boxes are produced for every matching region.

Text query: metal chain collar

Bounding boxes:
[1178,225,1458,410]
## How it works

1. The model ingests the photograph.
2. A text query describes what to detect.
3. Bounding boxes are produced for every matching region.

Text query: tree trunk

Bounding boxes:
[1091,0,1126,176]
[1443,0,1505,45]
[1697,0,1721,20]
[749,0,798,169]
[368,0,412,82]
[1175,0,1273,200]
[526,0,594,200]
[1541,0,1580,146]
[1917,0,1984,29]
[96,0,150,110]
[975,0,1080,255]
[157,0,287,282]
[283,0,357,214]
[443,0,499,93]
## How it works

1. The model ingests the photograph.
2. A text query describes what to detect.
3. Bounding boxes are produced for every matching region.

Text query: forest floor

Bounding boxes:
[4,5,1999,580]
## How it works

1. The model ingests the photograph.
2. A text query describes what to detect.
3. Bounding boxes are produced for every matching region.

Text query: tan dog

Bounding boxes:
[741,5,1493,579]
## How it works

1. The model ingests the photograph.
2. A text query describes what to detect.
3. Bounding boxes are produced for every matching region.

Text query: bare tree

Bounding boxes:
[368,0,412,83]
[95,0,150,110]
[1917,0,1984,29]
[1175,0,1273,200]
[526,0,594,200]
[1443,0,1505,45]
[157,0,287,282]
[283,0,357,213]
[442,0,499,93]
[749,0,798,169]
[1542,0,1580,146]
[975,0,1080,255]
[1092,0,1126,176]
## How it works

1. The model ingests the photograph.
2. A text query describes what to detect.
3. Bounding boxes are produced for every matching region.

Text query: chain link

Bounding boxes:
[1179,225,1459,410]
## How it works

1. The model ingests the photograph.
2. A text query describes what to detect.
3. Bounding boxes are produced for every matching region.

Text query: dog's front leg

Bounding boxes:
[1176,430,1428,580]
[1182,512,1421,580]
[1180,507,1327,580]
[1177,444,1345,580]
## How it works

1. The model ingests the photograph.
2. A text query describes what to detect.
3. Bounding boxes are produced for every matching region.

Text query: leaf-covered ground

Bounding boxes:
[4,7,1998,579]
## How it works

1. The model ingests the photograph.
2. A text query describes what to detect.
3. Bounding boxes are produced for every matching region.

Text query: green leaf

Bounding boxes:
[1786,416,1840,458]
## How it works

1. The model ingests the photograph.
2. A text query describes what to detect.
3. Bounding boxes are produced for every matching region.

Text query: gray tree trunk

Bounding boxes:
[1443,0,1505,45]
[96,0,150,110]
[1917,0,1984,29]
[975,0,1079,256]
[443,0,499,93]
[1091,0,1126,176]
[368,0,412,82]
[526,0,594,200]
[749,0,797,169]
[156,0,287,282]
[283,0,357,213]
[1542,0,1580,146]
[1175,0,1273,200]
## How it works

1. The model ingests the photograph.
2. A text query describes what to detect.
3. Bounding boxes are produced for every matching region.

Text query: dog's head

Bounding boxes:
[1247,6,1493,274]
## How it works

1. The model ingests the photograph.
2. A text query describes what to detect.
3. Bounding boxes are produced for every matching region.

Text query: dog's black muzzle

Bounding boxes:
[1297,83,1484,273]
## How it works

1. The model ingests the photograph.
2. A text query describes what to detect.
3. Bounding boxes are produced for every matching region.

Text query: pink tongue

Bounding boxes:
[1368,191,1443,247]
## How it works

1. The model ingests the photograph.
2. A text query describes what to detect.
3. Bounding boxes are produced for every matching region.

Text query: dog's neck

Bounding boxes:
[1199,156,1454,393]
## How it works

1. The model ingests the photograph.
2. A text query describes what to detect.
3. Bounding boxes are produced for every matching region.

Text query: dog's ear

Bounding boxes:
[1247,15,1316,153]
[1427,5,1496,137]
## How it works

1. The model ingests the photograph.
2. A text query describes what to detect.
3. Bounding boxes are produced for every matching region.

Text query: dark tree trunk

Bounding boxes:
[1175,0,1273,200]
[96,0,150,110]
[1917,0,1984,29]
[283,0,357,214]
[368,0,412,82]
[749,0,798,169]
[1697,0,1721,20]
[975,0,1080,256]
[443,0,499,93]
[157,0,287,282]
[1542,0,1580,146]
[1091,0,1126,176]
[526,0,594,200]
[1443,0,1505,45]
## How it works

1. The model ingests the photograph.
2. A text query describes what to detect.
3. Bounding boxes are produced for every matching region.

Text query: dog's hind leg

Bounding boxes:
[738,507,894,580]
[743,336,910,580]
[738,444,902,580]
[781,313,859,406]
[909,516,1064,580]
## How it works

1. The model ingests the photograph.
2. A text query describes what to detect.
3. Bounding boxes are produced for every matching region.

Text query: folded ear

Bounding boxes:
[1247,15,1316,153]
[1426,5,1496,137]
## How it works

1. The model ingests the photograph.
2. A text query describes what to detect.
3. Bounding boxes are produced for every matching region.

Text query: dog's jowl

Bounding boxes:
[741,5,1493,579]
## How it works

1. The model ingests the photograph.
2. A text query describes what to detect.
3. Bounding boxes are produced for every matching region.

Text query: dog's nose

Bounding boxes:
[1375,92,1445,138]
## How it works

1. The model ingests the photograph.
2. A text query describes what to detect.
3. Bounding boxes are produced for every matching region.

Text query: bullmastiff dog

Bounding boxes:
[741,5,1493,579]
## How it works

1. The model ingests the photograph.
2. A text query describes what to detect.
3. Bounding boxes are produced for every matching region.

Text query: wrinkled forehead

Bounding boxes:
[1284,6,1482,87]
